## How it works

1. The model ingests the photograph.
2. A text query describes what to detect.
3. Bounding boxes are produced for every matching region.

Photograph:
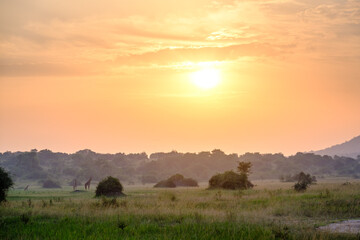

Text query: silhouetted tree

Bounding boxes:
[0,167,13,202]
[237,162,252,176]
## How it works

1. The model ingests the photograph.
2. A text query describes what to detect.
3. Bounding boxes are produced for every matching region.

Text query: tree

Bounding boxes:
[237,162,252,176]
[96,176,124,197]
[0,167,13,202]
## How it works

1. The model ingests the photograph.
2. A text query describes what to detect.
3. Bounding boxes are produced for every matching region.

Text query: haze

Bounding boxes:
[1,0,359,154]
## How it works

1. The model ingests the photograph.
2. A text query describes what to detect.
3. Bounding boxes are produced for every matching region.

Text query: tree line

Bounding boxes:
[1,149,360,186]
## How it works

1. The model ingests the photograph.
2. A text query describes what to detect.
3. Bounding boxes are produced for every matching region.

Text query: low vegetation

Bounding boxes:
[154,174,198,188]
[209,171,253,190]
[153,179,176,188]
[209,162,254,190]
[1,180,360,239]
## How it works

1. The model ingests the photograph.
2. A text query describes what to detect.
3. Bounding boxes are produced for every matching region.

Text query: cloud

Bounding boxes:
[299,1,360,24]
[115,42,294,67]
[0,0,359,76]
[0,60,100,77]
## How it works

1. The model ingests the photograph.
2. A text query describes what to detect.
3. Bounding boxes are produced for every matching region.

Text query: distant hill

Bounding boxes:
[314,135,360,158]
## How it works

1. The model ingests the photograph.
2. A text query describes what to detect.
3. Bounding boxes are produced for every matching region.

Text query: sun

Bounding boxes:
[191,68,221,90]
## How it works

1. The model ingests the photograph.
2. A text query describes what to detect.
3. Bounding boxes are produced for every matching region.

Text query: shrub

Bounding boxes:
[177,178,199,187]
[208,171,253,190]
[294,182,308,192]
[154,174,199,188]
[207,161,254,190]
[0,167,13,202]
[42,179,61,188]
[95,176,124,197]
[293,172,316,192]
[154,179,176,188]
[168,174,185,185]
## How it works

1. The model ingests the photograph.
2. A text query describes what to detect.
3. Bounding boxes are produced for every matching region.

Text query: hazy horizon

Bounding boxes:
[1,0,359,155]
[0,133,358,157]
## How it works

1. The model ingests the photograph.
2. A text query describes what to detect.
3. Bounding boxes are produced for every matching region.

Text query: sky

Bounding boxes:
[0,0,359,155]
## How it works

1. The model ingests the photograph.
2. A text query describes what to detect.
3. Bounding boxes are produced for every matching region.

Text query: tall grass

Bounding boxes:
[1,181,360,239]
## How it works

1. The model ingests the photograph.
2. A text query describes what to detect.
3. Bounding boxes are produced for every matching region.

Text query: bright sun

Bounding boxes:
[191,68,221,90]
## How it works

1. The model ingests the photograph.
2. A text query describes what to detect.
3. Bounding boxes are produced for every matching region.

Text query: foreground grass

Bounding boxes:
[1,180,360,239]
[0,215,281,240]
[1,213,356,240]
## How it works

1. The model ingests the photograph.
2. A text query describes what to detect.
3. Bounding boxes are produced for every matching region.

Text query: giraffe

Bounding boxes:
[84,177,92,190]
[73,179,78,190]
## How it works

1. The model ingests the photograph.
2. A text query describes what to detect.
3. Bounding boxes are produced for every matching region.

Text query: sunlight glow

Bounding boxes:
[191,68,221,90]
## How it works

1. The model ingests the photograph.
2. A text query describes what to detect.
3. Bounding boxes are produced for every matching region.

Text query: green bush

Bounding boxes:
[0,167,13,202]
[208,171,253,190]
[95,176,124,197]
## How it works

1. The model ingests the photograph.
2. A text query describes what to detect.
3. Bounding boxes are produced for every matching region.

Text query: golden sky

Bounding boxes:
[1,0,360,154]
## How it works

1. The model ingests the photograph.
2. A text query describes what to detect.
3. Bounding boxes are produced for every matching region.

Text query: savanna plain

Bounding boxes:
[1,179,360,240]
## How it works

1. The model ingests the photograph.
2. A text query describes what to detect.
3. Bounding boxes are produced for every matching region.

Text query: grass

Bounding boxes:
[1,180,360,239]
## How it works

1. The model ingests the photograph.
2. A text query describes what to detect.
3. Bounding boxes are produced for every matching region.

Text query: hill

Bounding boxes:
[314,135,360,158]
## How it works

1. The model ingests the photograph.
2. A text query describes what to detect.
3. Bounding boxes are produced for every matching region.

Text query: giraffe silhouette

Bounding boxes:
[85,177,92,190]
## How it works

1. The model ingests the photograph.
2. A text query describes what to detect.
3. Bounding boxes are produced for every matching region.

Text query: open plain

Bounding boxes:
[1,179,360,239]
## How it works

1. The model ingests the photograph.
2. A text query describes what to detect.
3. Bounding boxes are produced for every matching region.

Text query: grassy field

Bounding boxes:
[1,179,360,239]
